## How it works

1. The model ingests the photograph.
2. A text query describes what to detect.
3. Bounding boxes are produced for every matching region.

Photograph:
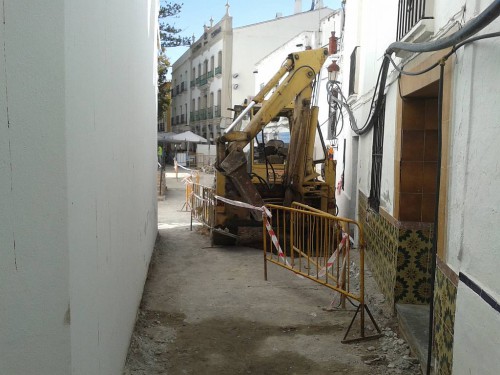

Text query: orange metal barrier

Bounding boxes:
[190,182,215,230]
[263,202,382,343]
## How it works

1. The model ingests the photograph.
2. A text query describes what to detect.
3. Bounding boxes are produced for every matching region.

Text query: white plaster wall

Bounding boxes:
[452,282,500,374]
[341,0,500,366]
[232,8,334,105]
[379,84,398,214]
[65,1,159,374]
[446,13,500,291]
[334,0,403,218]
[445,7,500,337]
[0,1,158,374]
[253,32,316,93]
[0,2,71,374]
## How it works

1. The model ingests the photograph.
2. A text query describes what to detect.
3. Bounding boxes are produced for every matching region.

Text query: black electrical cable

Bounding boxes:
[352,58,388,135]
[359,0,500,137]
[387,0,500,55]
[386,32,500,77]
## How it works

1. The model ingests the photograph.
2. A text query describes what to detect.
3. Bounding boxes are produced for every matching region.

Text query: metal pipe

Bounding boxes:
[387,0,500,54]
[426,60,445,375]
[224,101,256,133]
[358,0,500,136]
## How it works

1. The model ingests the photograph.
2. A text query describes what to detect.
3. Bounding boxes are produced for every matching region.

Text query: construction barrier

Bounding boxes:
[263,202,382,343]
[190,182,216,229]
[186,183,382,342]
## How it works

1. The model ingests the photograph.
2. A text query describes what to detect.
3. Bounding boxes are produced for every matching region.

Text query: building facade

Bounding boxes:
[333,0,500,374]
[170,2,334,142]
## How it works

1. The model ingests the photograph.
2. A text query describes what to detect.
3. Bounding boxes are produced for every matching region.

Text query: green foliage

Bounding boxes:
[159,1,192,49]
[157,1,191,120]
[158,52,171,120]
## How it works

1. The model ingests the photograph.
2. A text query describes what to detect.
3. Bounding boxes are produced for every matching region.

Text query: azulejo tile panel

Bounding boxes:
[358,191,458,374]
[433,265,457,375]
[359,190,435,307]
[395,228,433,304]
[358,191,398,308]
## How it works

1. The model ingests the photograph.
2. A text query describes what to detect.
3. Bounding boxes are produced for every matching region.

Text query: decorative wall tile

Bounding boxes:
[395,227,433,304]
[359,191,457,374]
[433,265,457,375]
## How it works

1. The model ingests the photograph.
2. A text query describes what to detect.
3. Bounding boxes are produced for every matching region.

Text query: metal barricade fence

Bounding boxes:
[190,182,215,230]
[263,202,382,343]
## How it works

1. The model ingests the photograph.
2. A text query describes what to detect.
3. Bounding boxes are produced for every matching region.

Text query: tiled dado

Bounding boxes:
[433,260,457,375]
[396,225,433,304]
[358,192,398,307]
[359,191,433,308]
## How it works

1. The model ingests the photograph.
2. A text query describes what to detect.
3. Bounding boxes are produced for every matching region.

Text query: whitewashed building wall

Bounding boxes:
[0,1,159,374]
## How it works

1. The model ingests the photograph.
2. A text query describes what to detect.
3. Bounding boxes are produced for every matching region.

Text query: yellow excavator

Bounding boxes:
[213,47,336,244]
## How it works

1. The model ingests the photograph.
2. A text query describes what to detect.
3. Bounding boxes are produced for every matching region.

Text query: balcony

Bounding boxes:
[199,108,207,120]
[190,80,195,88]
[198,73,208,87]
[207,70,214,79]
[214,105,221,118]
[215,66,222,75]
[180,114,185,124]
[195,77,200,85]
[396,0,434,45]
[190,111,195,121]
[207,106,213,119]
[194,110,200,121]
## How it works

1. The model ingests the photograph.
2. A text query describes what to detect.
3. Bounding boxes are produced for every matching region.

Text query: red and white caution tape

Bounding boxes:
[318,233,349,278]
[212,195,295,266]
[213,194,272,218]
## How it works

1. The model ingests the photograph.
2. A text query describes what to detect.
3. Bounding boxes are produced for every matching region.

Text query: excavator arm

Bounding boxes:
[216,48,328,219]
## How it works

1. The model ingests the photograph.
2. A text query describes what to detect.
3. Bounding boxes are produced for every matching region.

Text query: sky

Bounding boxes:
[163,0,342,79]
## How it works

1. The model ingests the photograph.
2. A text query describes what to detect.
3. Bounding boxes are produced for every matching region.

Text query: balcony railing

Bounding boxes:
[215,105,221,117]
[180,114,185,124]
[199,108,207,120]
[195,77,200,85]
[396,0,431,41]
[207,106,213,119]
[198,73,208,86]
[207,70,214,79]
[190,111,194,121]
[194,110,199,121]
[215,66,222,75]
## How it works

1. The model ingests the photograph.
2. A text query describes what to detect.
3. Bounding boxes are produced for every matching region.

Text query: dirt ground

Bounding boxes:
[124,170,422,375]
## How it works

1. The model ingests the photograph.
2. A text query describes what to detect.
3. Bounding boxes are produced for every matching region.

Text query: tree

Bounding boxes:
[159,2,192,49]
[158,52,171,121]
[157,1,192,120]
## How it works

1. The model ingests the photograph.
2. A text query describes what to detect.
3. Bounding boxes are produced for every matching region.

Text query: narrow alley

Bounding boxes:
[124,168,422,375]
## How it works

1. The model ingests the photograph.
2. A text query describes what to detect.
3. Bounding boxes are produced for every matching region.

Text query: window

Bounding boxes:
[348,47,360,96]
[368,95,386,211]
